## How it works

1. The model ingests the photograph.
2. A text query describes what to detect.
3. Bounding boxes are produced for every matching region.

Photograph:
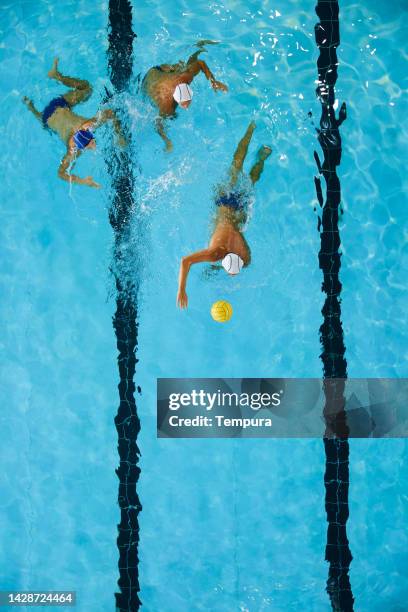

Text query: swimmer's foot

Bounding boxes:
[48,57,60,80]
[257,145,272,162]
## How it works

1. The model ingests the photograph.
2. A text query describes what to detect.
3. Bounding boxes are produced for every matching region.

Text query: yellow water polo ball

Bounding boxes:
[211,300,233,323]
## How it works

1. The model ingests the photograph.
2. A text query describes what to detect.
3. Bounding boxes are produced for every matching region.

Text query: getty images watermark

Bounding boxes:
[166,388,283,430]
[157,378,408,438]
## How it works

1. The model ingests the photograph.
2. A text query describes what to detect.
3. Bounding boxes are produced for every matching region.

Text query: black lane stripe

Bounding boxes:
[313,1,354,610]
[106,1,142,611]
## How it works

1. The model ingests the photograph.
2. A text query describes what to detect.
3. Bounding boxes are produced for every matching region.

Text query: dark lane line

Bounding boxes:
[106,1,142,610]
[313,1,354,610]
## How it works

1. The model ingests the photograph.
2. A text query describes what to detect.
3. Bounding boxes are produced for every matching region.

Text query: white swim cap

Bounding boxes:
[222,253,244,275]
[173,83,193,105]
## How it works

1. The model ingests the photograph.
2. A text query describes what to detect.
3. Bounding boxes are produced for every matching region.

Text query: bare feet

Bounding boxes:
[257,145,272,162]
[48,57,60,80]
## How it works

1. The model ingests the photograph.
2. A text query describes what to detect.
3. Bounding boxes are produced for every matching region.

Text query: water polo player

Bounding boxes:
[177,122,271,309]
[142,41,228,151]
[23,58,126,188]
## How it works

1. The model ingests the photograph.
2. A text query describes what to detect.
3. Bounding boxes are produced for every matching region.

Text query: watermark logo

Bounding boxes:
[157,378,408,438]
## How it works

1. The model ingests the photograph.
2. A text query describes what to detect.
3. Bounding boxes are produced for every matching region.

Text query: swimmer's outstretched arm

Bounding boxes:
[58,148,100,188]
[188,59,228,93]
[22,97,42,123]
[177,247,222,309]
[199,60,228,92]
[155,117,173,152]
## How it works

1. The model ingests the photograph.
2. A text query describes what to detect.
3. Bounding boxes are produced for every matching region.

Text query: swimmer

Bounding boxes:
[142,41,228,151]
[22,58,126,188]
[177,121,271,308]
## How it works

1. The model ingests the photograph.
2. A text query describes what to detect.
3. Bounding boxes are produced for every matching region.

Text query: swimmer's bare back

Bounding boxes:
[209,213,250,265]
[176,219,250,309]
[143,45,228,150]
[47,107,91,144]
[144,68,191,116]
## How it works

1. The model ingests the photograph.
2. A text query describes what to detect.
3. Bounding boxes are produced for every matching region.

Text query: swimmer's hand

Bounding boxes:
[82,176,101,189]
[59,170,101,189]
[59,151,100,188]
[22,96,43,123]
[22,96,34,109]
[211,79,228,93]
[177,288,188,309]
[165,138,173,153]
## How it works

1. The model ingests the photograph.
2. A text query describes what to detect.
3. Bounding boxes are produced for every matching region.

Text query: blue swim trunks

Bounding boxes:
[42,96,69,126]
[215,191,246,211]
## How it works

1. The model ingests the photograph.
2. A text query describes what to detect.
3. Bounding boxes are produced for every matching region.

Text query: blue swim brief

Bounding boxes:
[42,96,70,126]
[215,191,246,211]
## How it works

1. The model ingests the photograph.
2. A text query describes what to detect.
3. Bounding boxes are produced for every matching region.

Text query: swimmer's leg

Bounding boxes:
[48,58,92,106]
[229,121,256,186]
[249,145,272,185]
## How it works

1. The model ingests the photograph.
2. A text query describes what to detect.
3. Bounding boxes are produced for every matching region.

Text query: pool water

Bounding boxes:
[0,0,407,610]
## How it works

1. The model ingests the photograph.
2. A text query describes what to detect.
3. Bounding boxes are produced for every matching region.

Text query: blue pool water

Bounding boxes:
[0,0,407,610]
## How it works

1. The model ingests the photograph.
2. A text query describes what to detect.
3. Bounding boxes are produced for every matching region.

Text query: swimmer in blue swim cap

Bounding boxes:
[23,58,126,188]
[177,122,271,309]
[142,40,228,151]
